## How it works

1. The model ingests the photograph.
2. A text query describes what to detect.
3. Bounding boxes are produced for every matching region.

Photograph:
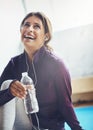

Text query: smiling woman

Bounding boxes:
[0,12,83,130]
[20,16,47,59]
[19,12,52,61]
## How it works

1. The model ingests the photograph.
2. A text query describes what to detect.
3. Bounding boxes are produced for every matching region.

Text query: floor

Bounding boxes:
[73,100,93,107]
[65,101,93,130]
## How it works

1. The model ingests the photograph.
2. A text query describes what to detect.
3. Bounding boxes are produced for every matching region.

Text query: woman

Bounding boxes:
[0,12,83,130]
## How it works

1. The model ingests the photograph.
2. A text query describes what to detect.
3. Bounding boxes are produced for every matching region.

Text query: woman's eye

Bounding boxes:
[34,24,40,29]
[23,22,30,27]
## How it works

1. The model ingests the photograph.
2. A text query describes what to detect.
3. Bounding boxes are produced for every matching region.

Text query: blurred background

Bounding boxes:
[0,0,93,99]
[0,0,93,129]
[0,0,93,78]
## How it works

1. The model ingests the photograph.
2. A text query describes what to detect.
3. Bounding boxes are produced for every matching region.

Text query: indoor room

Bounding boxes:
[0,0,93,130]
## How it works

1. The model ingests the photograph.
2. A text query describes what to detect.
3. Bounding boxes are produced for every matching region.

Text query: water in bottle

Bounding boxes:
[21,72,39,114]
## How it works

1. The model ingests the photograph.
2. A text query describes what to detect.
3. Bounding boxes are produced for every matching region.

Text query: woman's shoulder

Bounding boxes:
[48,51,65,65]
[49,52,69,72]
[10,52,25,63]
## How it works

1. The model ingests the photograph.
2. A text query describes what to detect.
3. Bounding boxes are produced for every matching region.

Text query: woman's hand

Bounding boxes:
[9,80,28,99]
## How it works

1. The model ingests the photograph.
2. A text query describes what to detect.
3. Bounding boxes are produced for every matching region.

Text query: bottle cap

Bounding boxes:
[22,72,28,77]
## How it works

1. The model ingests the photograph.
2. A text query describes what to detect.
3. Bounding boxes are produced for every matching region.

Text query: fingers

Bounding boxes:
[26,85,32,89]
[10,80,27,99]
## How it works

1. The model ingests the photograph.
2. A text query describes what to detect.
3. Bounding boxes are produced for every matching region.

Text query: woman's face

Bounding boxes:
[20,16,47,53]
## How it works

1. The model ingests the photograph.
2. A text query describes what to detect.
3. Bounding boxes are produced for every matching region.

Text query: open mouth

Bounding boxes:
[24,34,36,40]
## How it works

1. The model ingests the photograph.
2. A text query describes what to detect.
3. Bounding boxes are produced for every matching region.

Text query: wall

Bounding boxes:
[51,24,93,102]
[0,0,25,74]
[51,24,93,78]
[25,0,93,32]
[71,76,93,102]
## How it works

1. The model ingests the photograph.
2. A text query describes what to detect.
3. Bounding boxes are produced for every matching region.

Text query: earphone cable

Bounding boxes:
[25,53,40,130]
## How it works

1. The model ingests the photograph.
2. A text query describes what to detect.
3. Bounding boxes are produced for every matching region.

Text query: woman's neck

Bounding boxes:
[24,50,33,61]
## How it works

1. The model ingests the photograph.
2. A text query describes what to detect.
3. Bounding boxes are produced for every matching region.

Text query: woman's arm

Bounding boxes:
[55,61,83,130]
[0,60,16,106]
[0,80,15,106]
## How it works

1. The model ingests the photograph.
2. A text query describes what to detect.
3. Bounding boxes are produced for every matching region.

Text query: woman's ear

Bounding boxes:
[45,36,48,41]
[44,33,49,41]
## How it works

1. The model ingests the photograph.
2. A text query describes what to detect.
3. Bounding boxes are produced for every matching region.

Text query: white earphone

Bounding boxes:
[45,36,48,41]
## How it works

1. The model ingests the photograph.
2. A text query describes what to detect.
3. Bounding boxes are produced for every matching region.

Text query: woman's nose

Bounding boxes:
[28,25,34,32]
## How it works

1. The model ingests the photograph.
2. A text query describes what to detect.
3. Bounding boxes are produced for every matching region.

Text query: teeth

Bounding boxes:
[24,35,35,39]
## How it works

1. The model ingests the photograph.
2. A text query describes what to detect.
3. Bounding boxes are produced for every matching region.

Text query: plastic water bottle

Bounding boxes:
[21,72,39,114]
